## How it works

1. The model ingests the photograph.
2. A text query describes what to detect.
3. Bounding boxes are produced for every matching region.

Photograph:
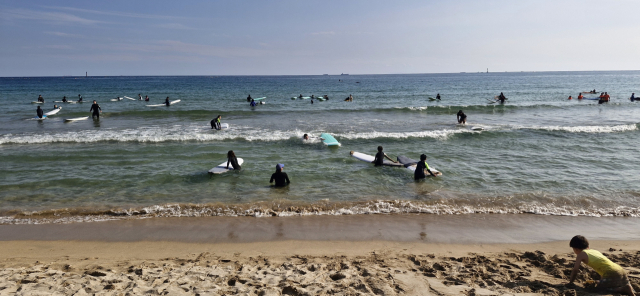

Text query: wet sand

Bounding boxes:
[1,214,639,295]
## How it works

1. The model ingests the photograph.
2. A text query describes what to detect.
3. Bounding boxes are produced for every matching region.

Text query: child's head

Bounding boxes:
[570,235,589,252]
[420,154,427,161]
[377,146,383,152]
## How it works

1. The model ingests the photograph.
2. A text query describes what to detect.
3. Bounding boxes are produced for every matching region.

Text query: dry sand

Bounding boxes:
[1,240,639,296]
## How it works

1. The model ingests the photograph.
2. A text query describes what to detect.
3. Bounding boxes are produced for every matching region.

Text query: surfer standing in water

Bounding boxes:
[37,95,44,103]
[498,92,507,104]
[372,146,398,166]
[457,110,467,124]
[226,150,241,170]
[436,93,441,100]
[250,99,257,107]
[414,154,437,180]
[36,106,44,118]
[270,164,290,187]
[247,94,252,102]
[90,100,101,119]
[78,94,83,102]
[211,115,222,130]
[164,97,171,106]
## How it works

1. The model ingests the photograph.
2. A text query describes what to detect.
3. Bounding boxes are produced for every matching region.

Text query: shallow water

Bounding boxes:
[1,72,640,223]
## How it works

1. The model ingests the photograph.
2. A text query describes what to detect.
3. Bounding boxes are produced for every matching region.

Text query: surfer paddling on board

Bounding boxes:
[211,115,222,130]
[372,146,398,166]
[457,110,467,124]
[226,150,241,170]
[90,100,102,119]
[36,106,44,118]
[415,154,437,180]
[270,164,290,187]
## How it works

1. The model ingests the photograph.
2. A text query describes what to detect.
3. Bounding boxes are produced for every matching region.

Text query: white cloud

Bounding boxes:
[0,8,101,25]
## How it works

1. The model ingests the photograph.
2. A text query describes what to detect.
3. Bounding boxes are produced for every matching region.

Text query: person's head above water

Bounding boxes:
[303,134,309,140]
[377,146,383,152]
[227,150,235,158]
[420,154,427,161]
[276,163,284,171]
[37,106,41,109]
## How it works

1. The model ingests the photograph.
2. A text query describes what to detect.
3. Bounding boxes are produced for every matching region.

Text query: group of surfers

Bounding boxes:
[567,91,614,104]
[33,95,174,119]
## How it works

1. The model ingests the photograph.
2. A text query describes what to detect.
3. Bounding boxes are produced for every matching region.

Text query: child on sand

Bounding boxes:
[567,235,635,296]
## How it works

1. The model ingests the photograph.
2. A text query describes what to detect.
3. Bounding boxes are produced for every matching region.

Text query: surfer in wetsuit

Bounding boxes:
[324,95,329,100]
[299,94,303,99]
[250,99,257,107]
[90,100,101,119]
[415,154,437,180]
[36,106,44,118]
[247,94,252,102]
[436,93,441,100]
[457,110,467,124]
[62,96,67,103]
[497,92,506,104]
[372,146,397,166]
[78,94,83,102]
[165,97,171,106]
[631,93,637,101]
[270,164,290,187]
[226,150,241,170]
[37,95,44,103]
[138,94,143,100]
[211,115,222,130]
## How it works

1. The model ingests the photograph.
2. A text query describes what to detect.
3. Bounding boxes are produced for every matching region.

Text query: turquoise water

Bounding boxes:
[1,72,640,223]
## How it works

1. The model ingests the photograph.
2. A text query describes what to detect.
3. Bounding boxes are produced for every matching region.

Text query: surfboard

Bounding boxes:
[147,100,181,107]
[213,123,230,130]
[584,97,600,100]
[320,133,340,146]
[110,97,123,101]
[208,158,244,174]
[253,97,266,101]
[31,115,47,120]
[471,126,484,131]
[44,108,61,116]
[397,155,442,176]
[124,96,136,101]
[350,151,403,167]
[64,116,89,122]
[31,101,44,104]
[428,97,436,101]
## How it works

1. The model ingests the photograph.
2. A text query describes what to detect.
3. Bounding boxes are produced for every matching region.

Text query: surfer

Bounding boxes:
[247,94,252,102]
[436,93,441,100]
[599,92,610,104]
[250,99,257,107]
[270,164,290,187]
[53,104,59,109]
[497,92,506,104]
[457,110,467,124]
[164,97,171,106]
[631,93,637,101]
[138,94,143,100]
[568,96,572,100]
[324,95,329,100]
[303,134,310,140]
[36,106,44,118]
[90,100,102,119]
[299,94,303,99]
[311,99,314,104]
[145,95,149,101]
[226,150,241,170]
[78,94,83,102]
[211,115,222,130]
[372,146,398,166]
[577,93,583,100]
[415,154,437,180]
[62,96,67,103]
[37,95,44,103]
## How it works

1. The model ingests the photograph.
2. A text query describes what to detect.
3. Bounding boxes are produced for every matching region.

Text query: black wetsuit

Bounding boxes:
[36,108,44,118]
[457,111,467,123]
[414,161,434,180]
[90,103,101,118]
[436,94,441,100]
[165,99,170,106]
[373,151,385,166]
[270,171,290,187]
[62,97,67,102]
[227,157,241,170]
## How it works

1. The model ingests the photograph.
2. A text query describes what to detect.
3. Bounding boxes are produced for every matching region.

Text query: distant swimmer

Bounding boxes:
[498,92,506,104]
[303,134,310,140]
[414,154,437,180]
[457,110,467,124]
[62,96,67,103]
[270,163,290,187]
[349,94,353,101]
[631,93,637,102]
[37,95,44,103]
[250,99,257,107]
[145,95,149,101]
[568,96,573,100]
[90,100,101,119]
[372,146,398,166]
[247,94,252,102]
[577,93,583,100]
[78,94,83,102]
[53,104,60,109]
[211,115,222,130]
[436,93,441,100]
[226,150,241,170]
[324,95,329,100]
[298,94,303,99]
[36,106,44,118]
[138,94,143,101]
[598,92,610,104]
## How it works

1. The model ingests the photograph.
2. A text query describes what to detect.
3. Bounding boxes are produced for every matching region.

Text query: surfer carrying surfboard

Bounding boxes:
[270,164,290,187]
[90,100,101,119]
[373,146,398,166]
[457,110,467,124]
[415,154,437,180]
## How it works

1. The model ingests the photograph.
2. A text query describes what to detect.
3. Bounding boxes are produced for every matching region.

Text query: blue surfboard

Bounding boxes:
[320,133,340,146]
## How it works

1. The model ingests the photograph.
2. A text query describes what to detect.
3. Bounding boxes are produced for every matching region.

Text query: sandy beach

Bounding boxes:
[1,214,639,295]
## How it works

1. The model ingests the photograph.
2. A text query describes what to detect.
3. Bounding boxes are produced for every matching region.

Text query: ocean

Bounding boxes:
[1,71,640,224]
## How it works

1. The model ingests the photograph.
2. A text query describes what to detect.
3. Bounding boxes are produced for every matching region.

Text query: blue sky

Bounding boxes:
[1,0,639,76]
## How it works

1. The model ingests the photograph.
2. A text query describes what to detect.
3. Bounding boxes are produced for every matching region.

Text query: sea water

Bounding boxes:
[1,72,640,224]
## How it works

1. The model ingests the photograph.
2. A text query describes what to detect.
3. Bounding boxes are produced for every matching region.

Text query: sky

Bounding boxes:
[1,0,639,76]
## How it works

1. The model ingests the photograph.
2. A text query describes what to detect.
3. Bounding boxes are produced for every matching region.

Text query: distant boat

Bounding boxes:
[341,73,349,75]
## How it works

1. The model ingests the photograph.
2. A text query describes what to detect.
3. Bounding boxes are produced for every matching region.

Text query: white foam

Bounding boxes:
[337,129,472,140]
[519,124,637,133]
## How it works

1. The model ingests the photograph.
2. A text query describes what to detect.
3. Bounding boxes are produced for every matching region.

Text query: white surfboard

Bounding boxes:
[124,96,136,101]
[31,101,44,104]
[44,108,61,116]
[397,155,442,176]
[147,100,181,107]
[208,158,244,174]
[471,126,484,131]
[349,151,403,167]
[64,116,89,122]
